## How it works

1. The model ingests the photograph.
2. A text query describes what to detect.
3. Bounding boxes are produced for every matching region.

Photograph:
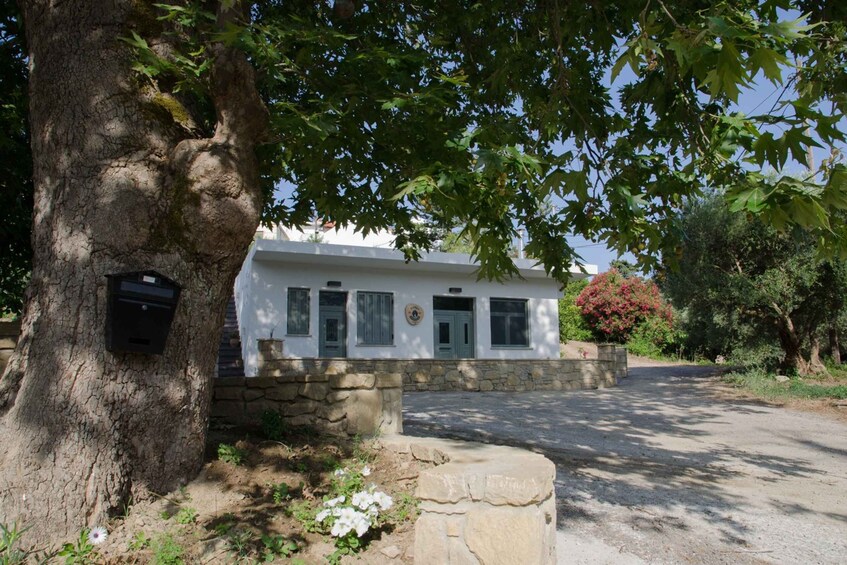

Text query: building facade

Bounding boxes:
[234,235,595,377]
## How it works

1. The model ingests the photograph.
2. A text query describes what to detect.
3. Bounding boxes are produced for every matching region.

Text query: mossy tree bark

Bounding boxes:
[0,1,266,544]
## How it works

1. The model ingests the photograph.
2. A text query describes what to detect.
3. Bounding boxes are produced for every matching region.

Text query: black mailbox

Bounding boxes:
[105,271,181,354]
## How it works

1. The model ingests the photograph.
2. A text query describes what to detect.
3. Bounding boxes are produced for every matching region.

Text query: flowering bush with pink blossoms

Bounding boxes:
[576,269,673,343]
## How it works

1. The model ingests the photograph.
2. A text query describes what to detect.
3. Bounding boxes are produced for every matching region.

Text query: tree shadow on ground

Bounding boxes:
[402,364,847,554]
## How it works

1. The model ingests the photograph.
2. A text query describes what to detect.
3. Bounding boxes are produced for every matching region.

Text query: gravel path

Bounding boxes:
[403,365,847,564]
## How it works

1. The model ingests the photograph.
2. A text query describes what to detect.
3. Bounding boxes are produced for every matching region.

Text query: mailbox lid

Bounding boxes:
[106,271,181,303]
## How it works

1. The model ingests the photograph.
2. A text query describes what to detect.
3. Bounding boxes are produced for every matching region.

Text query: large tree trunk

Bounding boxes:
[0,1,266,545]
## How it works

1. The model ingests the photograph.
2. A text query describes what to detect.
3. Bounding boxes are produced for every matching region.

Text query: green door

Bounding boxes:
[319,291,347,358]
[456,311,475,359]
[433,306,475,359]
[434,313,455,359]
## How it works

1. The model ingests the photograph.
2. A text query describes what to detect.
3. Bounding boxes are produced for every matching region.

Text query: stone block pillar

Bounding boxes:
[258,338,284,366]
[615,345,628,378]
[381,437,557,565]
[597,343,627,381]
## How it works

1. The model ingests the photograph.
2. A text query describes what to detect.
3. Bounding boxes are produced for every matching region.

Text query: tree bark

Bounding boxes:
[777,316,807,375]
[830,325,841,365]
[808,331,827,374]
[0,1,266,545]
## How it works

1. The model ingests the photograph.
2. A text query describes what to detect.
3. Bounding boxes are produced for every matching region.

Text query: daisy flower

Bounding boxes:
[88,526,108,545]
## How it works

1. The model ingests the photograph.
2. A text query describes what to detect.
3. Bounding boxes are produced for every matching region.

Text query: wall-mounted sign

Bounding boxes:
[405,303,424,325]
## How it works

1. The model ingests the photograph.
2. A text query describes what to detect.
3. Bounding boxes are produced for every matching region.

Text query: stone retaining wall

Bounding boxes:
[0,320,20,375]
[212,357,403,436]
[400,357,622,392]
[382,435,556,564]
[212,341,626,436]
[257,357,623,394]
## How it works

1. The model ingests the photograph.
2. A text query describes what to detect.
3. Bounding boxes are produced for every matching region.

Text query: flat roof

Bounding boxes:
[251,239,598,280]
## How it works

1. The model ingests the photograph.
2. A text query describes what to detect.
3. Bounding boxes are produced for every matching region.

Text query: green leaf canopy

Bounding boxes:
[123,1,847,282]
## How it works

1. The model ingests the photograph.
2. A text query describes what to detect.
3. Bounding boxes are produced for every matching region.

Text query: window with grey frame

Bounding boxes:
[287,287,310,335]
[357,291,394,345]
[490,298,529,347]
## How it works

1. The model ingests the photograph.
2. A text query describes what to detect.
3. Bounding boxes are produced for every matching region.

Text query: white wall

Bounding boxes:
[236,257,562,376]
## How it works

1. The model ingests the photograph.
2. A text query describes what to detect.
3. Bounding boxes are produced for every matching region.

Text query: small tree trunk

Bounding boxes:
[808,332,827,374]
[777,318,805,375]
[830,326,841,365]
[0,1,266,545]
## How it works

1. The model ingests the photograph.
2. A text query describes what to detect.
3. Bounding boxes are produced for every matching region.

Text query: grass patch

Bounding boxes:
[725,368,847,400]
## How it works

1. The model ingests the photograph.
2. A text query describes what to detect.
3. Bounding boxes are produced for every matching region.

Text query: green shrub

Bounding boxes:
[558,279,592,342]
[626,315,685,359]
[727,343,784,371]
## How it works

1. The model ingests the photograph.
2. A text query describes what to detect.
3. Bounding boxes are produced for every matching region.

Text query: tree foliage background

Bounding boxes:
[558,278,593,342]
[660,194,847,373]
[0,0,30,316]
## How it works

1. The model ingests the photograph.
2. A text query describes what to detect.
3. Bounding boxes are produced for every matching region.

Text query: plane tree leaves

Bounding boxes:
[110,0,847,284]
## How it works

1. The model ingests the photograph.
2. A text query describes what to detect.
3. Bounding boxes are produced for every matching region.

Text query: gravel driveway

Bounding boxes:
[403,365,847,564]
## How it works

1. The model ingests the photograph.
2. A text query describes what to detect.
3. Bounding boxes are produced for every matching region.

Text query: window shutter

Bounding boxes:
[357,291,393,345]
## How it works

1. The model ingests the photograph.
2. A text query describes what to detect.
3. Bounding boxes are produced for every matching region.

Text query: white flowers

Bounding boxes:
[351,489,392,513]
[331,507,371,537]
[88,526,108,545]
[361,465,371,477]
[316,486,393,539]
[325,495,346,507]
[373,491,393,511]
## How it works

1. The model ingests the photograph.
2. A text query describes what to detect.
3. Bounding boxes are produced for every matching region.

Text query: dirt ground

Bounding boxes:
[97,427,422,564]
[403,362,847,564]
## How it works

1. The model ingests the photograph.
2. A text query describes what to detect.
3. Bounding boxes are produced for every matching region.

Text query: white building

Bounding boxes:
[234,226,596,376]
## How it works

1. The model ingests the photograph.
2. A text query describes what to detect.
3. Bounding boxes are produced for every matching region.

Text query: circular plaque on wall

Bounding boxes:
[405,303,424,325]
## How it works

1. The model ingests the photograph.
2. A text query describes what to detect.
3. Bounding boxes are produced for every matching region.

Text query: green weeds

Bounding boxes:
[150,533,184,565]
[725,368,847,400]
[217,443,247,466]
